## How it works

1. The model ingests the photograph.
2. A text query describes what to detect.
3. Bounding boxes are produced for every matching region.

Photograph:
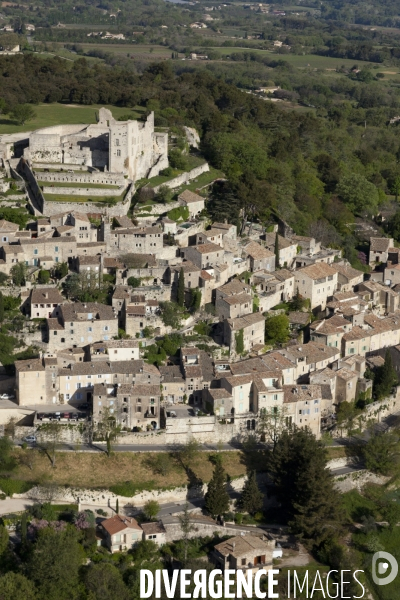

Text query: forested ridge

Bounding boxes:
[1,53,400,265]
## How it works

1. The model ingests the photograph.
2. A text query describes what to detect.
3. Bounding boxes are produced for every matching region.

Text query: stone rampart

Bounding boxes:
[41,185,126,197]
[40,183,134,217]
[36,172,125,186]
[151,163,210,193]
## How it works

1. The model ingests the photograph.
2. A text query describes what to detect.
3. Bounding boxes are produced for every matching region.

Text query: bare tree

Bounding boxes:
[19,446,40,472]
[178,502,195,562]
[95,407,119,457]
[37,422,63,468]
[4,416,17,440]
[258,406,289,450]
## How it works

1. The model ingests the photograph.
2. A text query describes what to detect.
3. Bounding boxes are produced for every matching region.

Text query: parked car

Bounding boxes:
[168,411,177,418]
[37,413,45,420]
[77,413,86,421]
[23,435,36,443]
[78,403,89,411]
[69,414,78,422]
[1,394,15,399]
[61,412,70,420]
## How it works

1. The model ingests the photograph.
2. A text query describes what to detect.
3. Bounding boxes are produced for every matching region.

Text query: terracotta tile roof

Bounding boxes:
[141,521,166,535]
[207,388,233,399]
[101,515,141,536]
[296,262,338,280]
[178,189,204,204]
[15,358,44,372]
[227,312,265,330]
[193,243,222,254]
[78,255,101,265]
[126,305,146,316]
[288,311,310,325]
[217,280,251,296]
[200,269,214,281]
[31,287,64,304]
[265,232,294,250]
[283,384,322,403]
[214,535,272,558]
[244,241,274,260]
[370,237,392,252]
[333,263,364,280]
[275,269,294,282]
[342,326,368,341]
[0,219,19,232]
[221,293,252,306]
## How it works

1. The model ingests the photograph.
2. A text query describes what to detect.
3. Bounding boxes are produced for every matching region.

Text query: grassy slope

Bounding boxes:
[13,449,247,490]
[0,103,145,135]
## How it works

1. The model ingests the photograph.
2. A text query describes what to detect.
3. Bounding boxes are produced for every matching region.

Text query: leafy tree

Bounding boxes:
[274,232,280,266]
[336,401,360,437]
[10,262,27,286]
[235,328,244,354]
[382,501,400,530]
[204,457,230,518]
[11,104,36,125]
[290,288,306,311]
[129,540,161,568]
[147,453,173,477]
[0,573,37,600]
[239,471,263,515]
[26,527,84,600]
[143,500,160,521]
[360,430,400,475]
[265,314,289,345]
[127,276,141,288]
[336,173,380,215]
[259,406,288,449]
[177,267,185,307]
[0,525,9,555]
[374,349,397,400]
[386,210,400,241]
[37,269,50,284]
[169,148,189,170]
[392,176,400,202]
[269,427,342,545]
[21,511,27,544]
[0,436,17,473]
[63,271,104,302]
[178,502,195,562]
[160,301,183,329]
[155,185,172,204]
[85,564,130,600]
[54,262,68,280]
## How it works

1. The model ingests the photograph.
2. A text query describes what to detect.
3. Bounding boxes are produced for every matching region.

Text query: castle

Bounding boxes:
[23,107,168,182]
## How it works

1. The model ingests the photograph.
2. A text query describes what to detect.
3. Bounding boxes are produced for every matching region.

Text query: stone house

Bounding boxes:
[219,375,254,415]
[334,263,364,292]
[283,384,322,437]
[181,243,224,269]
[294,263,338,310]
[357,281,399,315]
[92,382,160,430]
[24,287,64,319]
[224,312,265,353]
[178,189,205,217]
[107,225,163,255]
[15,357,55,406]
[309,315,352,349]
[88,339,140,362]
[159,365,185,403]
[180,347,214,402]
[384,263,400,287]
[46,302,118,351]
[99,515,142,553]
[291,235,320,256]
[243,241,275,272]
[123,300,164,337]
[75,254,102,276]
[215,279,253,302]
[204,388,234,417]
[216,293,253,320]
[279,342,341,382]
[213,535,274,574]
[0,219,19,243]
[335,367,358,404]
[169,260,201,300]
[141,522,166,546]
[264,233,297,268]
[196,228,224,247]
[341,326,371,358]
[369,237,393,266]
[44,211,98,243]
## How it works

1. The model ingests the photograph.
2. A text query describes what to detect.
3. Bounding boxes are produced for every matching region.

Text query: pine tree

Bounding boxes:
[116,499,119,514]
[274,233,280,267]
[204,458,230,518]
[177,268,185,307]
[239,471,263,515]
[269,427,342,546]
[0,291,4,323]
[291,288,304,311]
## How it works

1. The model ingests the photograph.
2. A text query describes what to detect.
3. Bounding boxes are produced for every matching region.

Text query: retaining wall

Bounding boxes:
[151,163,209,193]
[41,185,126,197]
[41,183,134,217]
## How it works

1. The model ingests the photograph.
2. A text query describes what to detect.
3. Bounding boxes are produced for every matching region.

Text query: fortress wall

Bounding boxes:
[34,172,125,186]
[41,183,134,217]
[41,185,126,197]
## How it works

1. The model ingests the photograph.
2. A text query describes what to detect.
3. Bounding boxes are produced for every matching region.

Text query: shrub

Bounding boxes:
[0,478,32,497]
[109,480,156,497]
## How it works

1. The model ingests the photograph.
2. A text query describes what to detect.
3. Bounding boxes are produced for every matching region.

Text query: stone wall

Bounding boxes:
[40,183,134,217]
[35,172,125,186]
[151,163,210,193]
[41,185,126,197]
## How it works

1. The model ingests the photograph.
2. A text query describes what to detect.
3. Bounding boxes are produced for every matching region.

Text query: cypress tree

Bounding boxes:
[269,428,342,546]
[21,512,27,544]
[0,291,4,323]
[239,471,263,515]
[274,233,280,267]
[177,268,185,307]
[116,499,119,515]
[204,458,230,518]
[375,349,397,400]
